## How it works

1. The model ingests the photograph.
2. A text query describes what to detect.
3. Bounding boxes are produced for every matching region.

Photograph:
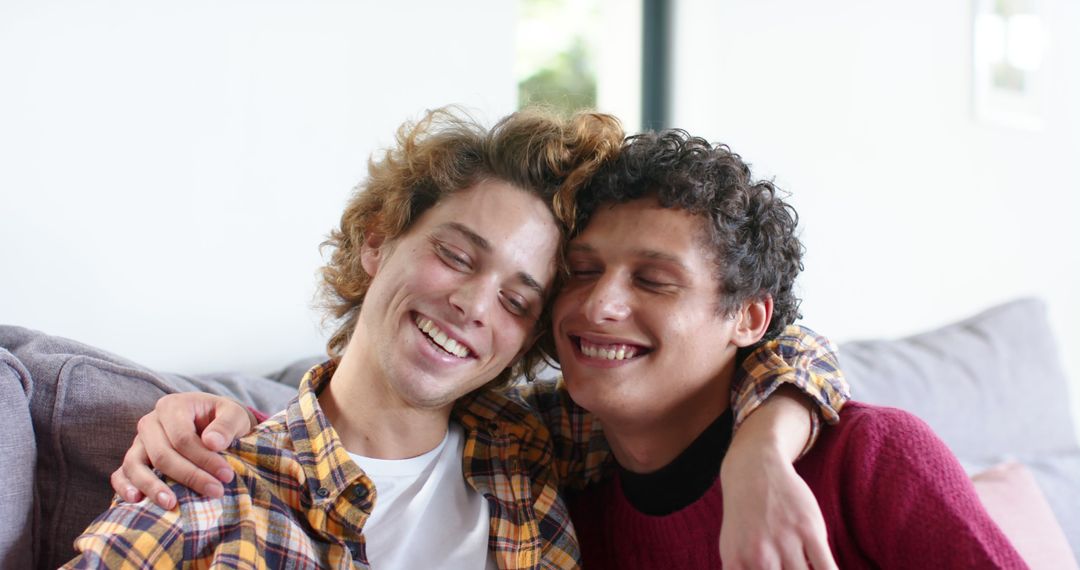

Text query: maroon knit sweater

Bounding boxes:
[569,402,1026,569]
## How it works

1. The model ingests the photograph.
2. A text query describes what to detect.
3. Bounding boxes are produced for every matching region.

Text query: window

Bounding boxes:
[516,0,646,132]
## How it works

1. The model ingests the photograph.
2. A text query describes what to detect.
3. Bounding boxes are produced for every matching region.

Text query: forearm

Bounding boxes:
[726,384,813,466]
[730,324,849,459]
[717,386,835,570]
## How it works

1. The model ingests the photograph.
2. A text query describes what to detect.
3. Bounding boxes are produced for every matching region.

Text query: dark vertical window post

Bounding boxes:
[642,0,670,131]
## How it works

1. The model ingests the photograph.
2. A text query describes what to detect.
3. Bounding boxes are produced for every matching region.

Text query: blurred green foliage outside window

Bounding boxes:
[516,0,599,114]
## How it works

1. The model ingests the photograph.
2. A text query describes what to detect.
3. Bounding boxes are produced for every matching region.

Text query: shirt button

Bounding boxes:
[353,485,369,501]
[487,421,499,432]
[316,487,330,498]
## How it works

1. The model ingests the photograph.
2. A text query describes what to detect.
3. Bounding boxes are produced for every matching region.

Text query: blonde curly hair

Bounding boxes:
[320,106,623,387]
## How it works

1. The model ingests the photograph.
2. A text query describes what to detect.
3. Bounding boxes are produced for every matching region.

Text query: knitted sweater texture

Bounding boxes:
[569,402,1026,569]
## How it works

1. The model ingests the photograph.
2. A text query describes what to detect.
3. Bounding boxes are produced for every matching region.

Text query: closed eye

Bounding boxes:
[635,275,679,291]
[568,267,601,280]
[434,241,472,271]
[499,290,531,317]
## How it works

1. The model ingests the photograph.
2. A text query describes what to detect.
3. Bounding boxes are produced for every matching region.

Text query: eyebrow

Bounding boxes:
[441,222,547,298]
[567,242,693,273]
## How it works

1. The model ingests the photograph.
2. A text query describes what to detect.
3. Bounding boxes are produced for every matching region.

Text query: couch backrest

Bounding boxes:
[0,325,298,570]
[837,297,1078,462]
[0,347,35,570]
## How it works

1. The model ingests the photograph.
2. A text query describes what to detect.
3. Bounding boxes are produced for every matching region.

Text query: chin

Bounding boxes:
[562,376,603,414]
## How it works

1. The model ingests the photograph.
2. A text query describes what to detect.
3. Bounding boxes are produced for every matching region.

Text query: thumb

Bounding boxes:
[201,403,255,451]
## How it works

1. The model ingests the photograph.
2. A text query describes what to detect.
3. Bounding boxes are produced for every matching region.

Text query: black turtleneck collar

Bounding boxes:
[617,408,734,516]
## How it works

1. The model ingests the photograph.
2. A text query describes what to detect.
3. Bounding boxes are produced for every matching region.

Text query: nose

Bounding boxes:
[448,275,497,327]
[581,273,631,324]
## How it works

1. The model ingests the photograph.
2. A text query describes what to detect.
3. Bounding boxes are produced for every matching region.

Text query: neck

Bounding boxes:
[602,374,732,474]
[319,336,452,459]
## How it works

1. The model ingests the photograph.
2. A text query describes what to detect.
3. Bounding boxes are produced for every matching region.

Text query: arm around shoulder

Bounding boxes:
[731,324,850,432]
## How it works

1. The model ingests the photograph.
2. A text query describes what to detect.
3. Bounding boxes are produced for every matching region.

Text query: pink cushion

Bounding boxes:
[971,461,1078,569]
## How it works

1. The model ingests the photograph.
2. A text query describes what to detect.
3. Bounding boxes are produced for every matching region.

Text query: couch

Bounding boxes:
[2,297,1077,568]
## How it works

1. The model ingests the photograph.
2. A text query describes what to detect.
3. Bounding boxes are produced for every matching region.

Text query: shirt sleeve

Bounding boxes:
[63,497,186,568]
[731,324,851,452]
[510,378,614,491]
[843,408,1026,567]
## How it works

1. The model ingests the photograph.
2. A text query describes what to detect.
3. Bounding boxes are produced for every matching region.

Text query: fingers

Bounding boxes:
[802,526,838,570]
[200,399,258,454]
[110,443,143,503]
[720,541,781,570]
[149,397,230,496]
[778,542,811,570]
[118,433,177,509]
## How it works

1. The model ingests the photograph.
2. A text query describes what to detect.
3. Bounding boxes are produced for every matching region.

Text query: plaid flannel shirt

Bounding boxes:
[66,324,847,569]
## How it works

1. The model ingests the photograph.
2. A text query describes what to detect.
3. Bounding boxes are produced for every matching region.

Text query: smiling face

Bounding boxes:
[355,178,560,411]
[554,196,762,431]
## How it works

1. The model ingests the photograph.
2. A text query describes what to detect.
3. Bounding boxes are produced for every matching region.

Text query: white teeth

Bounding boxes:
[580,339,638,361]
[414,316,470,358]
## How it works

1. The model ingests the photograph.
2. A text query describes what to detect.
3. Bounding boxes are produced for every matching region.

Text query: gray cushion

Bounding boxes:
[0,325,297,570]
[838,297,1078,461]
[0,348,35,570]
[265,354,324,387]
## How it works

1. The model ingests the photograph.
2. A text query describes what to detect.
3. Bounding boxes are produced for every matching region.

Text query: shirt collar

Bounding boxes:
[285,360,369,508]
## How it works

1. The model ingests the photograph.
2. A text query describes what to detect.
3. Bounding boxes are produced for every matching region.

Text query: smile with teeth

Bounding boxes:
[414,316,471,358]
[577,337,642,361]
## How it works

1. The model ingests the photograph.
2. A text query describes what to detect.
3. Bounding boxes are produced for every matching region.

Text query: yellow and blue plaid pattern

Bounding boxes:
[66,324,846,569]
[735,324,850,451]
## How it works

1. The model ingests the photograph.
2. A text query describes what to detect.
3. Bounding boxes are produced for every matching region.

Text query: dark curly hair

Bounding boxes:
[573,129,804,341]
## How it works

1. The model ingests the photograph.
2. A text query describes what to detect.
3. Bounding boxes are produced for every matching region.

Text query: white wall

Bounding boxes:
[0,0,518,374]
[671,1,1080,431]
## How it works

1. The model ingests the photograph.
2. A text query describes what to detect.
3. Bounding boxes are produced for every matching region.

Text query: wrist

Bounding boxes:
[721,437,789,482]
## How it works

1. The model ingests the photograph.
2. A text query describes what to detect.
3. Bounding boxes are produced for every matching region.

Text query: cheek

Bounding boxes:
[489,317,533,363]
[552,285,586,323]
[409,251,463,290]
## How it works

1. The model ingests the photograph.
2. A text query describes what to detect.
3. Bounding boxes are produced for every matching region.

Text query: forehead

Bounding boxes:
[573,197,713,265]
[412,179,561,281]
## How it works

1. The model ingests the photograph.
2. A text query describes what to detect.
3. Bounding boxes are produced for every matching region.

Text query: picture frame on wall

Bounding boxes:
[972,0,1048,130]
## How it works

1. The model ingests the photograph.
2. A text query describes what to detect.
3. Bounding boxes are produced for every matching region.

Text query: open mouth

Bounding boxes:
[414,315,472,359]
[572,336,650,362]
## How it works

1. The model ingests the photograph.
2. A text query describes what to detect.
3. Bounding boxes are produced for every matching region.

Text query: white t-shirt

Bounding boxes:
[349,423,497,569]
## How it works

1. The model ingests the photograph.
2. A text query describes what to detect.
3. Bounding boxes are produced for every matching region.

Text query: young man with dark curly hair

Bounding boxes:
[66,109,851,569]
[560,130,1024,568]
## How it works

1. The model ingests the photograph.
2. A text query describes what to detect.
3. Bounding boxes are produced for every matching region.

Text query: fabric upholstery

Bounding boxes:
[0,325,296,570]
[0,347,35,570]
[265,354,324,387]
[838,297,1077,460]
[837,298,1080,563]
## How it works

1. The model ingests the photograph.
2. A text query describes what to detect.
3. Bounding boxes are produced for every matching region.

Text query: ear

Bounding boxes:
[360,232,387,276]
[731,295,774,347]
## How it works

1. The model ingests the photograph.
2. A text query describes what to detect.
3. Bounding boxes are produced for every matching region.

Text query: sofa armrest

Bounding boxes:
[0,325,297,569]
[0,347,35,570]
